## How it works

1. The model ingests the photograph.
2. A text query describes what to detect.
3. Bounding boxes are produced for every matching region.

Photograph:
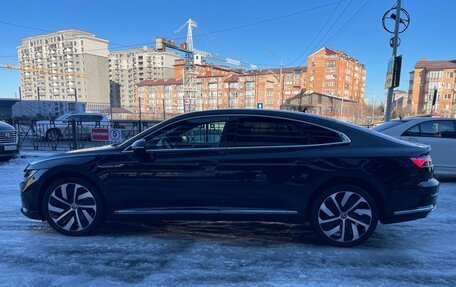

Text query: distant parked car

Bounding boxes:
[0,121,19,160]
[373,117,456,177]
[35,113,109,141]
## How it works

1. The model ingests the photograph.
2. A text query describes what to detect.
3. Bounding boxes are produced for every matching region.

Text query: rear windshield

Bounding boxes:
[372,120,408,132]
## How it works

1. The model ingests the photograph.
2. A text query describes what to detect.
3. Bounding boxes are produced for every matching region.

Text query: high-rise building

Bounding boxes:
[305,47,366,102]
[17,29,110,104]
[109,47,180,111]
[409,59,456,117]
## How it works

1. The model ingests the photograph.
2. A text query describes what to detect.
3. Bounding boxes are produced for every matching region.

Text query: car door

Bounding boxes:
[218,115,342,215]
[107,116,229,214]
[401,120,456,174]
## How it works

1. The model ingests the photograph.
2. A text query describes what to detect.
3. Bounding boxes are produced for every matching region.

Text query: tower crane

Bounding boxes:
[156,18,257,112]
[0,63,89,78]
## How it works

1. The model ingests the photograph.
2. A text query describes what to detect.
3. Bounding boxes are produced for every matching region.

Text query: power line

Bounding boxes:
[0,20,51,33]
[295,0,371,67]
[308,0,353,55]
[321,0,374,46]
[1,1,351,68]
[286,0,344,66]
[186,0,350,40]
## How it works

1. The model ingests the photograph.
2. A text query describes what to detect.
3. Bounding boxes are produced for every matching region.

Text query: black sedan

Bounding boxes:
[20,109,439,247]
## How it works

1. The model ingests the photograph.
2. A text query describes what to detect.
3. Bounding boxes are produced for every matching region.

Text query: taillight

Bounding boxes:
[410,156,432,168]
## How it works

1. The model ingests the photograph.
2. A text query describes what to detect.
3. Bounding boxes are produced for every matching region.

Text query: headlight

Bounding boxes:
[24,169,38,180]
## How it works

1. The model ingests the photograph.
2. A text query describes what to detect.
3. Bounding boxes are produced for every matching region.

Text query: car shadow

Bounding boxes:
[94,220,394,249]
[97,220,321,245]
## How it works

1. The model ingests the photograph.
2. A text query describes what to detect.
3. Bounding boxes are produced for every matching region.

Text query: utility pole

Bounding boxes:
[74,88,78,103]
[18,87,22,101]
[37,87,41,101]
[267,49,283,108]
[371,88,376,125]
[384,0,401,122]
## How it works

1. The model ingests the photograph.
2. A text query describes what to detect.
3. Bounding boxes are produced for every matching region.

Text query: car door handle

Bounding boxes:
[97,163,124,168]
[407,137,418,142]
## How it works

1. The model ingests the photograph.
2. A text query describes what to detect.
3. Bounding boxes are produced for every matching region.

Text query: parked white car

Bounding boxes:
[35,113,109,141]
[373,116,456,177]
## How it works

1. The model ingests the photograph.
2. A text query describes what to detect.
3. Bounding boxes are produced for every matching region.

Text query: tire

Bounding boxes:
[42,178,104,236]
[310,185,378,247]
[46,129,60,142]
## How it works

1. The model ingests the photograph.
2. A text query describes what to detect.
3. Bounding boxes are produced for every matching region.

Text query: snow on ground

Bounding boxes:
[0,152,455,287]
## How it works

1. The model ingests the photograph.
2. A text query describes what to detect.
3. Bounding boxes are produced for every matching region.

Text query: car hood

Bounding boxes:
[26,145,118,170]
[0,121,15,130]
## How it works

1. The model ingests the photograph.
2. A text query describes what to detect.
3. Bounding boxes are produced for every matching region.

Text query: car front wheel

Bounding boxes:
[42,178,104,236]
[310,185,378,247]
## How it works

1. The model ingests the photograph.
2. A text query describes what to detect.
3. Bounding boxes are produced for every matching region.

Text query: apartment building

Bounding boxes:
[409,59,456,117]
[109,47,180,111]
[306,47,366,103]
[17,29,110,104]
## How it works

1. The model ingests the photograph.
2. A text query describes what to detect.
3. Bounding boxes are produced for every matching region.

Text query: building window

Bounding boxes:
[326,61,336,67]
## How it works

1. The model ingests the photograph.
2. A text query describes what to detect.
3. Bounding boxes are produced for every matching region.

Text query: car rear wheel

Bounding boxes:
[46,129,60,142]
[42,178,104,236]
[310,185,378,247]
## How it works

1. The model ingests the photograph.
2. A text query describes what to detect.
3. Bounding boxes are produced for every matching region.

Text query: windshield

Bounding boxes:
[55,114,69,121]
[372,120,408,132]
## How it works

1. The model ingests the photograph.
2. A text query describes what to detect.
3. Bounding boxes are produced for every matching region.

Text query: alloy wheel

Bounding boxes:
[317,191,373,243]
[47,183,97,232]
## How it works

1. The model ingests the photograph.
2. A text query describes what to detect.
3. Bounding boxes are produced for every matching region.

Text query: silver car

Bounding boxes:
[35,113,109,141]
[373,116,456,177]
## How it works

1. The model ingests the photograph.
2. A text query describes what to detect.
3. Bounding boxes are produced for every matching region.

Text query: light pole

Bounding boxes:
[384,0,401,122]
[267,49,283,108]
[383,0,410,122]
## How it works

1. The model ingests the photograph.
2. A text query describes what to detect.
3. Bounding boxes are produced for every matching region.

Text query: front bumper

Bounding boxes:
[0,145,19,158]
[20,170,46,221]
[382,178,439,224]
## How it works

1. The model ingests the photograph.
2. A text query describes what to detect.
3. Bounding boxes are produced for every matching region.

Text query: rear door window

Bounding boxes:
[402,120,456,138]
[226,116,342,147]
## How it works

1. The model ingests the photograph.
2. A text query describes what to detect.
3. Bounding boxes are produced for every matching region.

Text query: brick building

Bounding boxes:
[408,59,456,117]
[136,47,366,120]
[306,48,366,103]
[137,61,307,118]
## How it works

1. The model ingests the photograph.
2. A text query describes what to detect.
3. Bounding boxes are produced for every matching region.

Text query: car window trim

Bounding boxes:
[122,113,351,152]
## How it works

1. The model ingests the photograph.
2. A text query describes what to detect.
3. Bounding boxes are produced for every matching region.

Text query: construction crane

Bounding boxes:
[0,63,89,79]
[156,18,257,112]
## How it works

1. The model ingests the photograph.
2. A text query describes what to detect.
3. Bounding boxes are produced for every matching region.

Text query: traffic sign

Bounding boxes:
[109,129,122,143]
[91,128,109,141]
[257,102,263,109]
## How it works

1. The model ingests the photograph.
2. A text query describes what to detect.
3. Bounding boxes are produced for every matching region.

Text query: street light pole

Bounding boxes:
[384,0,402,122]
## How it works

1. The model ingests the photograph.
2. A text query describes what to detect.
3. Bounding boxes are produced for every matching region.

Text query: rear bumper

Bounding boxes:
[382,178,439,224]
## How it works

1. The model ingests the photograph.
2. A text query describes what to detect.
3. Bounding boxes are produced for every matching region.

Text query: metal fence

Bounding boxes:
[5,119,161,151]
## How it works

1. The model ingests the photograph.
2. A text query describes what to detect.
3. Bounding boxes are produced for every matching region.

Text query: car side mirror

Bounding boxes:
[131,139,147,156]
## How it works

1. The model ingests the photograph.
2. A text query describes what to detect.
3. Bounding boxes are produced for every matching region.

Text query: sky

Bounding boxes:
[1,0,455,104]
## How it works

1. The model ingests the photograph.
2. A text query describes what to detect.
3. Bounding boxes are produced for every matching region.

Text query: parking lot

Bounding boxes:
[0,152,455,287]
